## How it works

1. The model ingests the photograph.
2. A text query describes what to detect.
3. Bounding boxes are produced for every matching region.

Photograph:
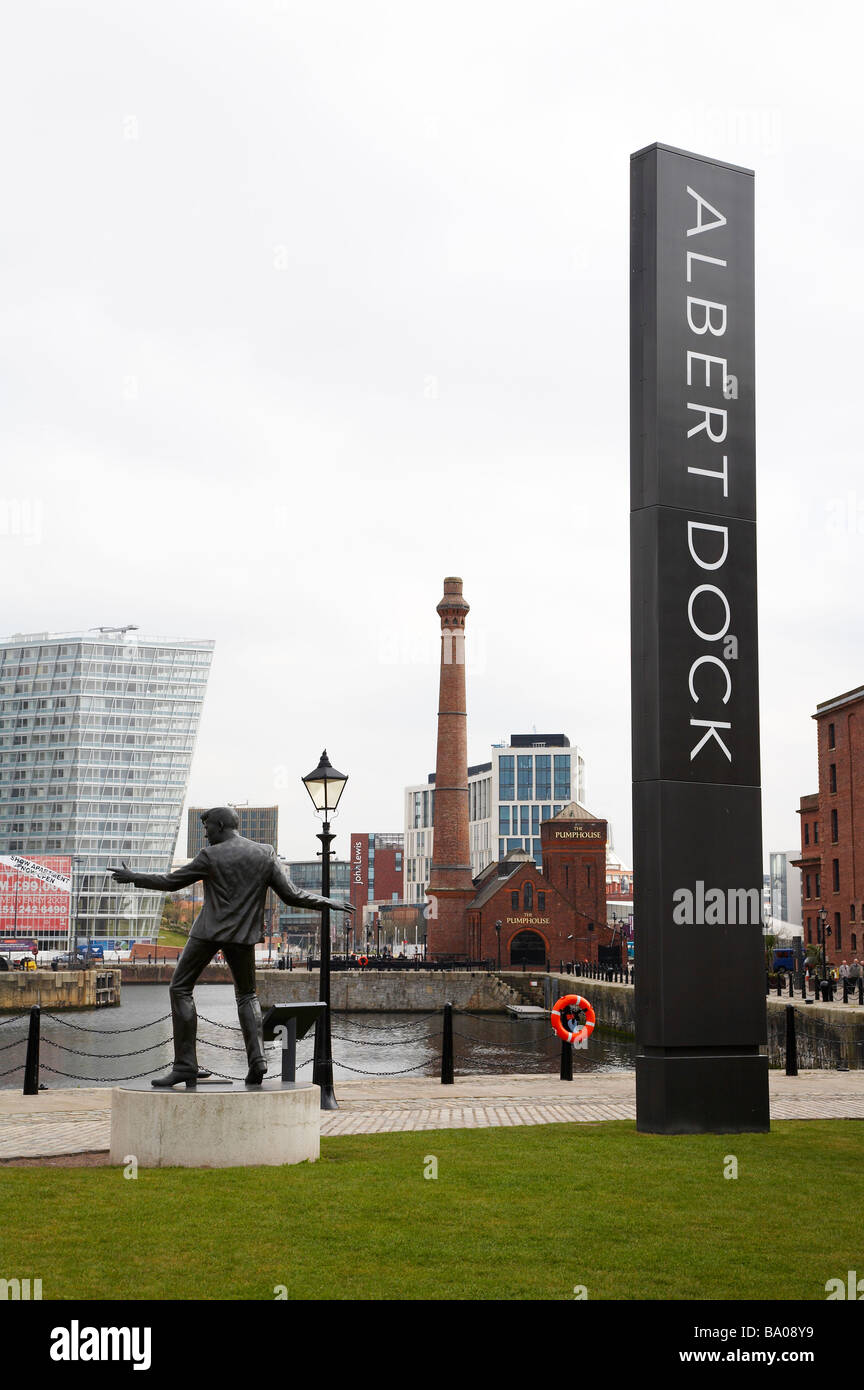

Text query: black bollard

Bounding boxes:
[441,1002,454,1085]
[843,978,850,1004]
[765,971,770,995]
[776,974,782,997]
[560,1037,573,1081]
[859,978,863,1007]
[23,1005,41,1095]
[788,973,794,998]
[784,1004,798,1077]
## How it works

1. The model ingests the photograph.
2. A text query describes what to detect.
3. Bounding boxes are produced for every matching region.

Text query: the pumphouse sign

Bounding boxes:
[630,143,768,1133]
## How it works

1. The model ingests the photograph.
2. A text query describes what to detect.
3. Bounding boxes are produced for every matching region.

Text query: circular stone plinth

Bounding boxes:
[110,1082,321,1168]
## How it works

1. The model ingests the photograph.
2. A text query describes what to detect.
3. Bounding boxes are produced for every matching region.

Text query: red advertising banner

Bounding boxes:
[0,854,72,936]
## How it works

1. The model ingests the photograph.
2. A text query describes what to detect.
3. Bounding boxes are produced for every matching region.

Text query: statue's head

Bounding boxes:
[201,807,240,844]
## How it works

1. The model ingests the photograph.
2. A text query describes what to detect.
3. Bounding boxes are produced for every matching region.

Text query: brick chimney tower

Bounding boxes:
[426,577,474,959]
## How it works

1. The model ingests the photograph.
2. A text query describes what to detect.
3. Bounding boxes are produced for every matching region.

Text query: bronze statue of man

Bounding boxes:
[111,807,353,1087]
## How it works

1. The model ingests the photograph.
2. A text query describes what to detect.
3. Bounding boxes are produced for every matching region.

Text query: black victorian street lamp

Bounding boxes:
[495,920,502,971]
[302,749,348,1111]
[816,906,830,986]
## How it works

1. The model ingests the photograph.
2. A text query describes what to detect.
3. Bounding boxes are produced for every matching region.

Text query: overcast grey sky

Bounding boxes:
[2,0,861,867]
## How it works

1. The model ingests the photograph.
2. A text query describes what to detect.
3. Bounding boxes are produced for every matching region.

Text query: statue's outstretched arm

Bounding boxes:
[110,852,208,891]
[269,856,353,912]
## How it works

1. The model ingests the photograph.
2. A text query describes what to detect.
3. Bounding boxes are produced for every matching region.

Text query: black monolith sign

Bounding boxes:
[630,143,769,1132]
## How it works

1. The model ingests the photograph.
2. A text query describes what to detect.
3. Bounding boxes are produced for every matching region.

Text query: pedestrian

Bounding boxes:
[851,958,862,980]
[840,959,850,979]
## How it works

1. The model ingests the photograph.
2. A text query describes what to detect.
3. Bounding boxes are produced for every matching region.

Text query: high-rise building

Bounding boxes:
[794,683,864,965]
[187,805,278,858]
[0,628,213,943]
[277,859,351,949]
[404,733,586,902]
[768,850,802,929]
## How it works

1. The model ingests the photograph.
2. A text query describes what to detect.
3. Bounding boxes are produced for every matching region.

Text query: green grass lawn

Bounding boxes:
[2,1120,861,1301]
[155,928,189,950]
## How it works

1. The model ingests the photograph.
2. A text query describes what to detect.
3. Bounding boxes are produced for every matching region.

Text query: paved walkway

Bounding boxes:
[2,1070,864,1159]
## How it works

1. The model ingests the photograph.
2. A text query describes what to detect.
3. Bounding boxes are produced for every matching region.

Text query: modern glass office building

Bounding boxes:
[276,859,351,949]
[403,734,586,902]
[0,628,213,943]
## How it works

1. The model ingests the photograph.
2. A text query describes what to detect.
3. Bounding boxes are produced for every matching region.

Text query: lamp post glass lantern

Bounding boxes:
[301,749,348,1111]
[817,907,829,985]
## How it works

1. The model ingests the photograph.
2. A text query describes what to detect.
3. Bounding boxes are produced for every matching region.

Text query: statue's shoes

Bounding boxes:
[151,1068,199,1088]
[245,1062,267,1085]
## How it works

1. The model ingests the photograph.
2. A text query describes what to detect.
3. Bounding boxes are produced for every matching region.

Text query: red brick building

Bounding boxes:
[793,685,864,967]
[349,833,404,918]
[465,804,610,966]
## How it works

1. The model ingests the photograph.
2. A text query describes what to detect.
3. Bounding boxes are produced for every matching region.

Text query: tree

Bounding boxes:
[160,895,192,936]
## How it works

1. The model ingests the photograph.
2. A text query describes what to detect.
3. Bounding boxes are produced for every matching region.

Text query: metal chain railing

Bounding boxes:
[41,1012,172,1034]
[330,1029,438,1046]
[331,1057,432,1076]
[2,996,618,1091]
[39,1036,171,1059]
[329,1012,440,1032]
[39,1062,170,1083]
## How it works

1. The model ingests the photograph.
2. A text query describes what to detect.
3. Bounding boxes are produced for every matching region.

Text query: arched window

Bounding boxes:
[523,881,533,911]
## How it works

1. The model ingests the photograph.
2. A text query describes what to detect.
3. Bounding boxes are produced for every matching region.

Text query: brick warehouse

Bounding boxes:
[425,577,610,964]
[793,684,864,968]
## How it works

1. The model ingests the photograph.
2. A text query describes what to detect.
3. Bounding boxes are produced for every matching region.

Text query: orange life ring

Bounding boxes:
[357,955,369,967]
[551,994,595,1046]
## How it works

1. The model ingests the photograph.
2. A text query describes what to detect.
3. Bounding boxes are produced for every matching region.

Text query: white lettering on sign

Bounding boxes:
[0,856,71,892]
[684,186,737,766]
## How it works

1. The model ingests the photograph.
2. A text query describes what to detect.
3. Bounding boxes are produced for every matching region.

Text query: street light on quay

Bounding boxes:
[302,748,348,1112]
[816,906,830,987]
